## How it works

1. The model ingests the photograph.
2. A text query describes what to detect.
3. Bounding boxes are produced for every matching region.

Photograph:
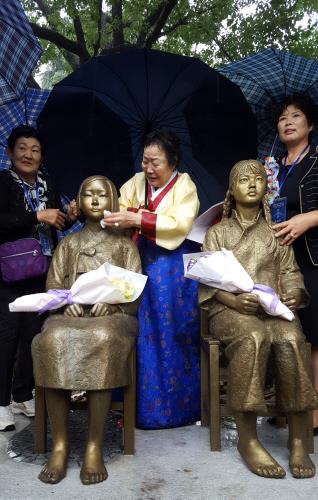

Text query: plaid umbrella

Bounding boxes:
[0,0,42,105]
[219,48,318,159]
[0,87,50,169]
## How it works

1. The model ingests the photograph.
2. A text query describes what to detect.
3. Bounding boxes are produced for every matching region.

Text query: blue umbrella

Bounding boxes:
[0,0,42,105]
[0,87,50,170]
[219,48,318,159]
[38,48,257,212]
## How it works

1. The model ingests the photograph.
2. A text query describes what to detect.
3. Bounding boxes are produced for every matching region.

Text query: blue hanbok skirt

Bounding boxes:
[136,236,200,429]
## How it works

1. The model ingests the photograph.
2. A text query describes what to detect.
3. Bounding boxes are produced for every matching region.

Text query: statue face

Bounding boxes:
[231,171,266,207]
[80,178,111,221]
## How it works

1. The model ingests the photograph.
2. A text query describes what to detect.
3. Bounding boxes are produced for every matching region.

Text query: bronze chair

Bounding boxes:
[200,308,314,452]
[34,348,136,455]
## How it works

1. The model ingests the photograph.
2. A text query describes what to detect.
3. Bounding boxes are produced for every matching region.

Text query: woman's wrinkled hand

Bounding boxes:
[273,212,317,245]
[66,199,77,221]
[64,304,85,317]
[102,211,142,229]
[89,303,117,317]
[234,292,259,315]
[37,208,66,230]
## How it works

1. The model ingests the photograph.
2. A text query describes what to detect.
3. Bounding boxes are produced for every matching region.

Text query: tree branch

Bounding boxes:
[161,4,218,37]
[93,0,103,55]
[73,15,90,62]
[137,0,178,47]
[30,0,80,70]
[111,0,124,48]
[211,36,234,62]
[30,22,86,58]
[161,16,188,36]
[33,0,50,18]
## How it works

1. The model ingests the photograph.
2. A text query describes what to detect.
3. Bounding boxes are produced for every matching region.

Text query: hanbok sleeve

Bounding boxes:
[142,174,199,250]
[119,176,138,211]
[278,243,309,308]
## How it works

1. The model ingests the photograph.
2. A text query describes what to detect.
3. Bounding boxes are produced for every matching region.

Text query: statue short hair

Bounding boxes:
[77,175,119,217]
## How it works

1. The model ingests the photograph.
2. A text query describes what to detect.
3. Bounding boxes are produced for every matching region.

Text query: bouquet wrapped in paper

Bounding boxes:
[9,262,148,313]
[183,249,294,321]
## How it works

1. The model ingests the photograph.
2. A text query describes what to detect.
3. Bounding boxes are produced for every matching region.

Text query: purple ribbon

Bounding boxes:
[253,284,279,313]
[39,289,73,314]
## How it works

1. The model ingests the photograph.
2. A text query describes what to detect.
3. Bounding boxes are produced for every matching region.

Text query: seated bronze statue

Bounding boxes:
[199,160,318,479]
[32,176,141,485]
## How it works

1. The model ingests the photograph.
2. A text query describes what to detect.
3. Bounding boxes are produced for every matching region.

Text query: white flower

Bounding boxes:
[264,156,280,205]
[110,278,135,300]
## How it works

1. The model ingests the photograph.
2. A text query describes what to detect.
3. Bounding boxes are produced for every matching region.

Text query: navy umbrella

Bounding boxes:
[219,48,318,159]
[0,0,42,105]
[38,48,257,211]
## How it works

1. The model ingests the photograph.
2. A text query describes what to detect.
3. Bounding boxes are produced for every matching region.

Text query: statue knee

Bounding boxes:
[245,329,268,348]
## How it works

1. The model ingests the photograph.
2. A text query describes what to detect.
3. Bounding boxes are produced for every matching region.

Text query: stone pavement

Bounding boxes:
[0,413,318,500]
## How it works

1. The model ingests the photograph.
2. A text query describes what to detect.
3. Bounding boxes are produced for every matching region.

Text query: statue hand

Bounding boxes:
[234,292,259,315]
[64,304,85,317]
[281,289,302,311]
[89,303,117,317]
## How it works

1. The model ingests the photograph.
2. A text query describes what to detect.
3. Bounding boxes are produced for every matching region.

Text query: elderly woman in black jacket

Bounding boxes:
[273,94,318,432]
[0,125,76,431]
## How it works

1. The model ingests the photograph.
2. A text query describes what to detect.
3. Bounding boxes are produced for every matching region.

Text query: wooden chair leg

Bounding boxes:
[209,341,221,451]
[34,386,47,454]
[275,416,287,428]
[123,349,136,455]
[200,344,209,427]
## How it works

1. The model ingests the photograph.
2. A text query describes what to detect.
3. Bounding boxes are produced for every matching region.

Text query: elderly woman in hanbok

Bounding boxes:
[32,176,141,485]
[103,130,200,429]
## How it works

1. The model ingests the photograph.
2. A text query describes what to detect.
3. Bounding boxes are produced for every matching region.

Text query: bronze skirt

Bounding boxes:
[32,313,138,391]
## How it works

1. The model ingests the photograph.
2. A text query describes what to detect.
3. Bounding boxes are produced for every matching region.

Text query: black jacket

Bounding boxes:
[0,169,63,247]
[298,146,318,266]
[0,169,69,295]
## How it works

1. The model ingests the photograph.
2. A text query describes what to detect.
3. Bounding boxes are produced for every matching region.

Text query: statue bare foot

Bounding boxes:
[238,438,286,478]
[80,444,108,485]
[289,439,316,478]
[38,447,68,484]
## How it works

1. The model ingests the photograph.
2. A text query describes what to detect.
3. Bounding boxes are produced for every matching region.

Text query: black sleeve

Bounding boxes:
[0,173,38,237]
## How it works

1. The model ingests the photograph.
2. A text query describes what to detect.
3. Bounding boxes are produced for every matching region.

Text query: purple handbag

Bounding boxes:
[0,238,48,283]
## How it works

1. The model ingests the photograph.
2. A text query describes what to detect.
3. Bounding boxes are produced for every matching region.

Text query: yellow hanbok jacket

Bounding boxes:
[119,172,199,250]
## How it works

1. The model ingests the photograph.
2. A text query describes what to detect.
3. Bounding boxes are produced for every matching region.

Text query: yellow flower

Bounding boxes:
[110,278,135,300]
